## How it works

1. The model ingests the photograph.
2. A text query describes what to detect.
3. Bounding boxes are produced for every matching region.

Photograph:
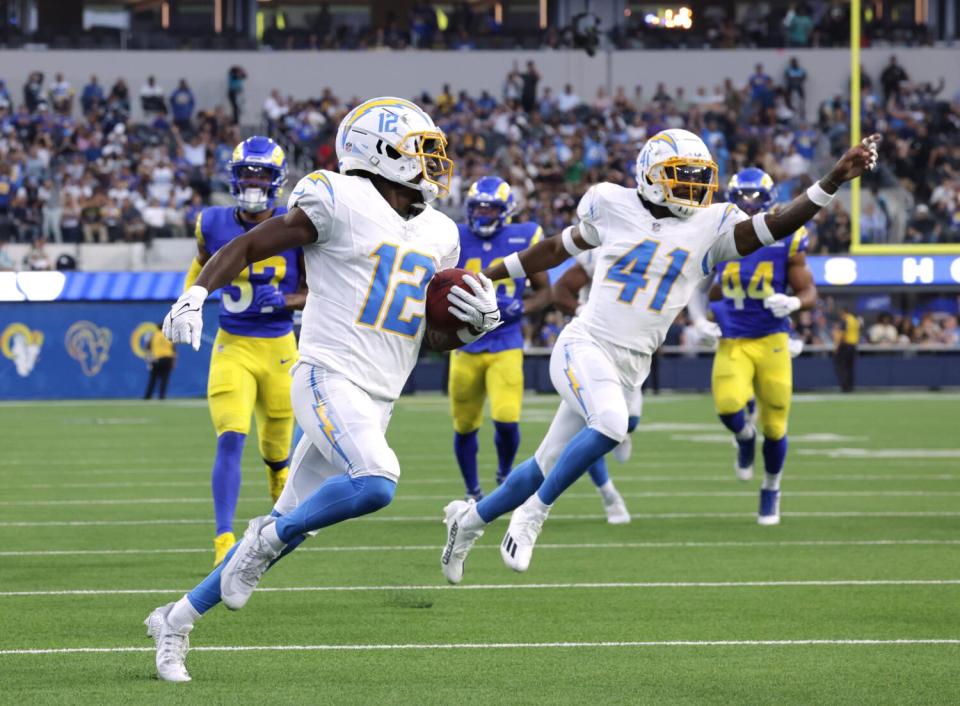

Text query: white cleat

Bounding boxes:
[500,498,550,572]
[603,491,631,525]
[144,602,191,683]
[220,515,284,611]
[440,500,484,584]
[612,435,633,463]
[735,462,754,482]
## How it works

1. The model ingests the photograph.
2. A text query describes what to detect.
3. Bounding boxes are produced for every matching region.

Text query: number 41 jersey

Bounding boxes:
[289,170,460,401]
[569,182,749,354]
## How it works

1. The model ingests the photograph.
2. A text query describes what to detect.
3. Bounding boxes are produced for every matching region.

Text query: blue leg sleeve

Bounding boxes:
[475,457,544,523]
[587,456,610,487]
[493,421,521,483]
[763,436,788,475]
[274,474,395,543]
[719,410,746,434]
[212,431,245,536]
[453,430,481,496]
[537,428,618,505]
[746,398,757,416]
[627,416,640,433]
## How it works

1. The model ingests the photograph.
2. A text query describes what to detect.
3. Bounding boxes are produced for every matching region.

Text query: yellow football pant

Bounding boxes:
[712,332,792,440]
[449,348,524,433]
[207,329,297,464]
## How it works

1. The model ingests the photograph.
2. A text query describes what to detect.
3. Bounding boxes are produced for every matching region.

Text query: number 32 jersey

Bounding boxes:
[569,182,749,354]
[290,170,460,401]
[196,205,300,338]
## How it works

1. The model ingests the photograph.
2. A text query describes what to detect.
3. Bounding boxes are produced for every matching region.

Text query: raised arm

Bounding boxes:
[482,225,594,281]
[729,136,879,258]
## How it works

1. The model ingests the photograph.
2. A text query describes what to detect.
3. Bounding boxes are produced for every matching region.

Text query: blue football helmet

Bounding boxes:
[727,167,775,216]
[228,136,288,214]
[466,176,516,237]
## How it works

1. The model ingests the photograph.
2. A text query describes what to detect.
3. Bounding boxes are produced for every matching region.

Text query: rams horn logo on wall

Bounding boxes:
[66,321,112,377]
[130,322,158,361]
[1,323,44,378]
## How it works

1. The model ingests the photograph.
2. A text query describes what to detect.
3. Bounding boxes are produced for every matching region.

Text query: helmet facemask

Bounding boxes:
[395,130,453,200]
[645,157,719,218]
[232,164,280,213]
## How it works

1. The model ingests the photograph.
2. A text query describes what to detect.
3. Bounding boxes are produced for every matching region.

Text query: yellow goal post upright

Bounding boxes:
[850,0,960,254]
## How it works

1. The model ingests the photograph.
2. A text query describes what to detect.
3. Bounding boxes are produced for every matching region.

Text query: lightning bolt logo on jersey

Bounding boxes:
[195,206,301,338]
[457,221,542,353]
[711,229,808,339]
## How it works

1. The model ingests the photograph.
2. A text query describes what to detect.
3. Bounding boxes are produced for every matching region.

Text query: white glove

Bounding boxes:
[764,293,801,318]
[448,273,502,334]
[163,285,207,351]
[788,338,804,358]
[692,317,722,347]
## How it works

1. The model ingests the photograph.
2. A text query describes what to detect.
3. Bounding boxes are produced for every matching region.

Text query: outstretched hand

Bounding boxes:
[830,134,881,184]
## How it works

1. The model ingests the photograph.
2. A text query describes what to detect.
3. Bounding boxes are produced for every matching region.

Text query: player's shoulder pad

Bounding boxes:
[713,202,749,234]
[290,169,337,210]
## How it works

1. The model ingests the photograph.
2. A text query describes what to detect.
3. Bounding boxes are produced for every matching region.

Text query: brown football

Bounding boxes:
[426,268,472,332]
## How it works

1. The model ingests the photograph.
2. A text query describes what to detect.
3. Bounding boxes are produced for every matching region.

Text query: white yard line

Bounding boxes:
[1,538,958,558]
[2,578,960,598]
[2,511,960,528]
[2,638,959,656]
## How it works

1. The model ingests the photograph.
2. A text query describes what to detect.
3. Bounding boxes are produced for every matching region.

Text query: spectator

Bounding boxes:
[23,238,52,271]
[861,201,889,244]
[81,75,104,115]
[263,90,288,134]
[139,76,166,119]
[227,66,247,125]
[784,57,807,116]
[144,323,176,400]
[23,72,44,113]
[169,79,195,132]
[142,198,167,240]
[0,80,11,111]
[0,241,14,270]
[880,55,908,104]
[783,3,815,47]
[868,313,899,345]
[48,73,73,116]
[556,84,581,113]
[60,195,82,243]
[520,60,540,113]
[941,315,959,346]
[121,199,146,242]
[81,192,108,243]
[906,204,942,244]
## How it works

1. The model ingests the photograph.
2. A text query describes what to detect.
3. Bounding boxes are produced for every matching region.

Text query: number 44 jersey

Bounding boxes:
[569,182,749,354]
[290,170,460,401]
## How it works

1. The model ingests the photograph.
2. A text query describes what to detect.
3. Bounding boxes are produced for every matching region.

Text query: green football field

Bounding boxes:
[1,392,958,704]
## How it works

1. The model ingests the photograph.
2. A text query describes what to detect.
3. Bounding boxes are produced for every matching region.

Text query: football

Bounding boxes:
[426,268,472,332]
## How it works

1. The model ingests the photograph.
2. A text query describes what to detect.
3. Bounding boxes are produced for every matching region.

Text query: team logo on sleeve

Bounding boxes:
[1,323,44,377]
[65,321,112,377]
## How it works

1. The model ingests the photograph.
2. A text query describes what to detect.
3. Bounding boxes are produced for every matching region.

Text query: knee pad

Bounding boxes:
[590,408,628,444]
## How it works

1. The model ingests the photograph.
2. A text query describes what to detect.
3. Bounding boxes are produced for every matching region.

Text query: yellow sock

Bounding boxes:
[267,465,289,503]
[213,531,236,568]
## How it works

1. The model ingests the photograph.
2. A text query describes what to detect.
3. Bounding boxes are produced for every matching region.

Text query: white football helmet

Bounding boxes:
[636,128,719,218]
[335,97,453,202]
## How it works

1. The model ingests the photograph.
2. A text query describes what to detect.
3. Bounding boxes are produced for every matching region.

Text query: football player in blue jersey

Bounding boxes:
[692,168,816,525]
[450,177,551,500]
[184,136,306,564]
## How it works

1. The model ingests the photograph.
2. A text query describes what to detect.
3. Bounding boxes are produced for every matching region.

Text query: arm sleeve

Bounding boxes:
[288,171,336,244]
[575,186,603,247]
[184,211,206,291]
[703,203,751,274]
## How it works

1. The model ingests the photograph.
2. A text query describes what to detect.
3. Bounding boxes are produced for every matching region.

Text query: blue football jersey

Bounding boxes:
[711,229,808,339]
[457,221,543,353]
[197,206,301,338]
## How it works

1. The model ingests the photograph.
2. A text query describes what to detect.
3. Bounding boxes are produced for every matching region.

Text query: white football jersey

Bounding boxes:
[290,170,460,401]
[569,182,748,354]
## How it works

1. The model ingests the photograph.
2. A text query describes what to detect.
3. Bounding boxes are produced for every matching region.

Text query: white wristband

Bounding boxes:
[184,285,209,303]
[806,182,835,207]
[561,226,584,256]
[456,327,482,344]
[503,252,526,280]
[751,213,775,246]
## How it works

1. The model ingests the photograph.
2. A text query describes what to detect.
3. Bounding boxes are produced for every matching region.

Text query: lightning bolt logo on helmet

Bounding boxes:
[636,128,719,218]
[335,97,454,202]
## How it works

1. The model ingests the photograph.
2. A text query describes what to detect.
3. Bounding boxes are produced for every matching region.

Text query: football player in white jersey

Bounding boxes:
[143,97,502,682]
[441,128,880,583]
[551,249,637,524]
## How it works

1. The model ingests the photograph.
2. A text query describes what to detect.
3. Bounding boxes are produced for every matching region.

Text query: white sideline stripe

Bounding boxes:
[2,538,958,558]
[3,511,960,528]
[9,473,960,489]
[7,489,960,507]
[2,638,959,656]
[2,578,960,598]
